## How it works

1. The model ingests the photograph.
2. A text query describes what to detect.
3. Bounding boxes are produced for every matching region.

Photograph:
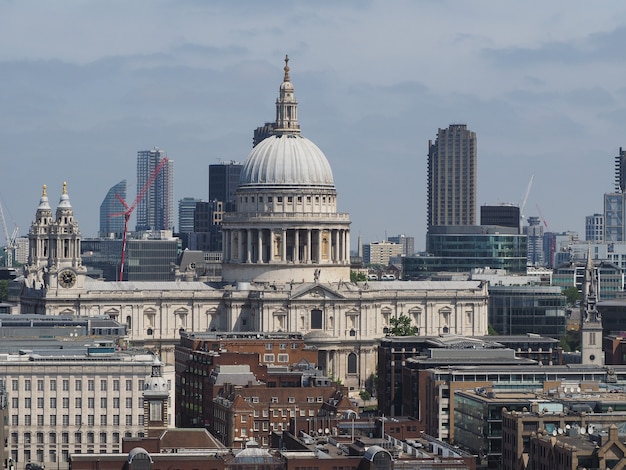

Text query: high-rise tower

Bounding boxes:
[99,180,126,238]
[136,148,174,232]
[427,124,477,232]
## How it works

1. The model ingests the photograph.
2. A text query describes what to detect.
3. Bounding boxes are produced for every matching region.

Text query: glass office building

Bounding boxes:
[403,226,527,279]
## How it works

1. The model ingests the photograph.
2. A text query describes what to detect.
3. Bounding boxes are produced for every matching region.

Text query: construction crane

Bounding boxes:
[110,157,168,281]
[0,201,19,268]
[536,203,550,230]
[519,174,534,226]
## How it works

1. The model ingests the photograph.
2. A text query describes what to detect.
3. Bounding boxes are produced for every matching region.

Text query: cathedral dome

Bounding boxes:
[239,133,334,187]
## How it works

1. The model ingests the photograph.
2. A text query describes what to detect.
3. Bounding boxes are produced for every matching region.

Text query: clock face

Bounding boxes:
[59,269,76,288]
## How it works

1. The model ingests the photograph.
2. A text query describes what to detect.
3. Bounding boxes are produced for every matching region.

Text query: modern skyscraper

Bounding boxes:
[427,124,477,232]
[99,179,126,238]
[136,148,174,232]
[178,197,202,234]
[615,146,626,192]
[208,161,242,212]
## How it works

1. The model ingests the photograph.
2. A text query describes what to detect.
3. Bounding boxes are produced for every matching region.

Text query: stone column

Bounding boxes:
[306,230,312,263]
[294,229,300,263]
[269,230,275,262]
[246,229,252,263]
[281,228,287,261]
[257,229,263,263]
[333,229,339,263]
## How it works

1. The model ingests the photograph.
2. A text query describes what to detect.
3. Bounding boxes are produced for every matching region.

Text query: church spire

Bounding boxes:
[275,54,300,135]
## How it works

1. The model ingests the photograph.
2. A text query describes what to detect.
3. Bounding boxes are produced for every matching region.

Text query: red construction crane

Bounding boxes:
[110,157,169,281]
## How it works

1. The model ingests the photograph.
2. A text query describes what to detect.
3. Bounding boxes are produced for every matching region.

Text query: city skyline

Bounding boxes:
[2,1,626,250]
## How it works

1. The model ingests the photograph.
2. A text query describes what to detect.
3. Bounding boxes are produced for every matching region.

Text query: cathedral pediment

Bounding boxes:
[290,283,345,301]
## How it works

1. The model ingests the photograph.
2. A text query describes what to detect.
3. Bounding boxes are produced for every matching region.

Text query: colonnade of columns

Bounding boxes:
[223,227,350,264]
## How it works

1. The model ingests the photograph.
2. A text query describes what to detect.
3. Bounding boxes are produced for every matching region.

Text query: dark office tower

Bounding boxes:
[427,124,477,232]
[253,122,275,147]
[615,147,626,192]
[99,180,126,238]
[208,161,242,212]
[480,204,520,232]
[136,148,174,232]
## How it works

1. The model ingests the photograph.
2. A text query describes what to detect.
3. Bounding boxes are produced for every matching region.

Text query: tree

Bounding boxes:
[562,286,581,306]
[389,314,417,336]
[350,271,367,282]
[359,390,371,402]
[487,324,499,335]
[0,280,7,302]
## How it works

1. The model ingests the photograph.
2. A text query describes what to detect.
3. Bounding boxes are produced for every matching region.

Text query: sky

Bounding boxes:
[2,0,626,251]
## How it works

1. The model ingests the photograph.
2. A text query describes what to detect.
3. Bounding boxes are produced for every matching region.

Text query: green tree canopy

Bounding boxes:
[389,314,417,336]
[562,286,581,306]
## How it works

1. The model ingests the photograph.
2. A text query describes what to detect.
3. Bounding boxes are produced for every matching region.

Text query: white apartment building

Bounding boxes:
[0,346,173,470]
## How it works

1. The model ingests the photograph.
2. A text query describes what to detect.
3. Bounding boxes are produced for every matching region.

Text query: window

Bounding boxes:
[37,397,44,408]
[11,432,18,444]
[63,398,69,409]
[126,398,133,408]
[126,415,132,426]
[100,398,107,409]
[25,380,31,391]
[50,379,57,391]
[37,415,44,426]
[100,380,107,391]
[288,397,295,403]
[113,380,120,391]
[271,397,279,403]
[240,414,247,423]
[265,343,273,350]
[88,398,94,409]
[100,415,107,426]
[75,397,82,408]
[25,398,31,409]
[62,415,69,426]
[113,397,120,408]
[278,354,289,362]
[62,380,69,391]
[87,433,94,444]
[75,379,82,391]
[51,398,58,409]
[74,433,81,444]
[138,380,144,391]
[126,380,132,391]
[37,432,44,444]
[112,433,120,444]
[100,432,107,444]
[252,397,259,403]
[11,398,17,408]
[50,415,56,426]
[311,309,323,329]
[75,415,82,426]
[264,354,275,362]
[88,415,94,426]
[279,343,287,350]
[11,380,17,391]
[113,415,120,426]
[25,415,31,426]
[37,380,44,391]
[138,415,144,426]
[88,380,94,391]
[49,432,56,444]
[347,352,358,374]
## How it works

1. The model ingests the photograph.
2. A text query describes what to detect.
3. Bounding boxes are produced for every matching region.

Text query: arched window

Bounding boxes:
[347,352,357,374]
[126,316,132,330]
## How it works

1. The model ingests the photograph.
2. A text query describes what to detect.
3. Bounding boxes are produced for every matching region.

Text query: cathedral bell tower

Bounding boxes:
[580,246,604,366]
[26,183,86,291]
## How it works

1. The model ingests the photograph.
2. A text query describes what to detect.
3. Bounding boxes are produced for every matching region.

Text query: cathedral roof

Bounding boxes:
[240,134,334,187]
[239,56,335,189]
